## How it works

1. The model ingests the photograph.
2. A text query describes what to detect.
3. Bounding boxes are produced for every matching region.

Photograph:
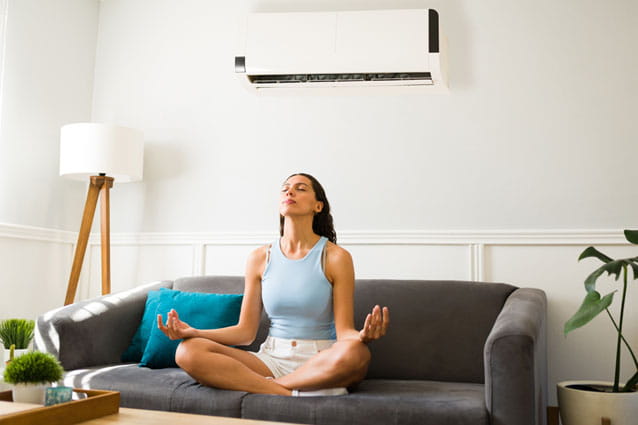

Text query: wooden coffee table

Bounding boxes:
[0,400,297,424]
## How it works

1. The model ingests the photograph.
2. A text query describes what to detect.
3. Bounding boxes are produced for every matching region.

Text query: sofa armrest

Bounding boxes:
[34,280,172,370]
[484,287,547,425]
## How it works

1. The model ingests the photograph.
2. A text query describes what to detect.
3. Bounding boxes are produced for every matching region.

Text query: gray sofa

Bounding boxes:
[35,276,547,425]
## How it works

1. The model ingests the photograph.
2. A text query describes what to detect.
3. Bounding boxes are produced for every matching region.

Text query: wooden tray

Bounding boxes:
[0,388,119,425]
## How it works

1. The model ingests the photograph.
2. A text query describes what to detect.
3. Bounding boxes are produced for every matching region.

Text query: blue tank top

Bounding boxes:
[261,236,336,340]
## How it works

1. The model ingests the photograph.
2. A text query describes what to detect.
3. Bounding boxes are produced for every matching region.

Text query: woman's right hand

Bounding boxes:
[157,309,197,340]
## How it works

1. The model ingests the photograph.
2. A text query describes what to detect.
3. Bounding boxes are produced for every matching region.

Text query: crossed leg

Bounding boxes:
[175,338,370,395]
[175,338,290,395]
[274,340,371,391]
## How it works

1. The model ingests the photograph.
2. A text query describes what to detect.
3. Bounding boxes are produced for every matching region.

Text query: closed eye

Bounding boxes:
[281,183,309,191]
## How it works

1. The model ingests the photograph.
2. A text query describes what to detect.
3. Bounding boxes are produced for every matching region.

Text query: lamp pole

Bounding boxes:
[64,174,114,305]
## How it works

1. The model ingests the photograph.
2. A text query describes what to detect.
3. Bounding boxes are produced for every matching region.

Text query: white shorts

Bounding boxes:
[250,336,336,379]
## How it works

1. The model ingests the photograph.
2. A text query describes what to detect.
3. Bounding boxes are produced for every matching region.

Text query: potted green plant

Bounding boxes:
[558,229,638,425]
[0,319,35,363]
[3,351,64,404]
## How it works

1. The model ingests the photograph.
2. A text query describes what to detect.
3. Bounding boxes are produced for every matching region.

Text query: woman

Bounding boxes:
[158,173,389,396]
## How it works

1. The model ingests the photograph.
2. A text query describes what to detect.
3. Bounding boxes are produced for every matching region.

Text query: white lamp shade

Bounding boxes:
[59,123,144,182]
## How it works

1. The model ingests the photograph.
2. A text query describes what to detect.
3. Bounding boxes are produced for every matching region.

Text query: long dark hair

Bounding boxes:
[279,173,337,244]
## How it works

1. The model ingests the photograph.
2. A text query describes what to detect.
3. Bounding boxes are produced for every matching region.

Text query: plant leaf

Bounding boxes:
[624,230,638,245]
[623,371,638,392]
[583,260,629,292]
[579,246,613,263]
[564,291,615,335]
[583,267,607,293]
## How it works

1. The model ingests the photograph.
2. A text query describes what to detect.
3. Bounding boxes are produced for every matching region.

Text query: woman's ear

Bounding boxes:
[315,201,324,214]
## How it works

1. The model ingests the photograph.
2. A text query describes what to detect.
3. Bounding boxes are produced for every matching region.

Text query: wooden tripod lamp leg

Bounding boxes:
[99,177,114,295]
[64,180,101,305]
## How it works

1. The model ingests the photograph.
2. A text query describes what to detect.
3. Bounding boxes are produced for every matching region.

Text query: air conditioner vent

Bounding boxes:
[248,72,432,84]
[247,72,433,87]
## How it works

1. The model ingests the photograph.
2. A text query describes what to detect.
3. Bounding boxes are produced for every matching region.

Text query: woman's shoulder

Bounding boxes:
[245,244,271,270]
[323,241,354,283]
[324,240,353,264]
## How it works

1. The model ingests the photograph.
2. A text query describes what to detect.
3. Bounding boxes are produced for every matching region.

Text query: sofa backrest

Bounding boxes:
[354,279,516,383]
[172,276,516,384]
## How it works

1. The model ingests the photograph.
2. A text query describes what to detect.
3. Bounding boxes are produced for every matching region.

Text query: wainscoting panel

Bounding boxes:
[0,229,73,320]
[85,243,195,299]
[204,244,261,277]
[2,223,635,406]
[344,243,471,280]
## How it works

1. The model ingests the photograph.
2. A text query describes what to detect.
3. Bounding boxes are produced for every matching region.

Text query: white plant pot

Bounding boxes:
[11,383,48,404]
[558,380,638,425]
[2,348,29,364]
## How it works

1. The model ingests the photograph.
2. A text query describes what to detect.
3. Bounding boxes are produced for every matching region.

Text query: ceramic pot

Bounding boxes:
[2,348,28,365]
[11,383,48,404]
[557,380,638,425]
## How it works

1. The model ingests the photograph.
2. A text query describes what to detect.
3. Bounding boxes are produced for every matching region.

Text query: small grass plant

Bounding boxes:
[0,319,35,349]
[3,351,63,385]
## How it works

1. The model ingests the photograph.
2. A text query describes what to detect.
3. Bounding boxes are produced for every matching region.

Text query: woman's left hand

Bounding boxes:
[359,305,390,343]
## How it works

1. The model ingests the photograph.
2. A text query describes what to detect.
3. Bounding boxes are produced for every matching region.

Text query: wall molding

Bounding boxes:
[2,222,629,283]
[104,229,630,246]
[1,222,630,247]
[0,222,76,244]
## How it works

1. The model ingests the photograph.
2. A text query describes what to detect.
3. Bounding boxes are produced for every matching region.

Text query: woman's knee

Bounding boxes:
[331,340,371,379]
[175,338,221,371]
[175,339,195,370]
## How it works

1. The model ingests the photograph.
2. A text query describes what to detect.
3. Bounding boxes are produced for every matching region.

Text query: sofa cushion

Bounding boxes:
[121,289,163,363]
[241,379,489,425]
[140,288,243,368]
[62,364,247,417]
[353,280,516,383]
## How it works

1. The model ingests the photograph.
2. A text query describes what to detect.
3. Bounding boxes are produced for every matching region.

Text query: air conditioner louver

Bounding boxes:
[247,72,433,86]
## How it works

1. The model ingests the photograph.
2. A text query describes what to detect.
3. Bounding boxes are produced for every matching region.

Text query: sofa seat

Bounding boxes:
[63,363,488,425]
[62,363,247,418]
[242,379,489,425]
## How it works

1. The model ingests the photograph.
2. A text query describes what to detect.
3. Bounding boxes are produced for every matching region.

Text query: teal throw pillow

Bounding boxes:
[139,288,243,369]
[121,289,162,362]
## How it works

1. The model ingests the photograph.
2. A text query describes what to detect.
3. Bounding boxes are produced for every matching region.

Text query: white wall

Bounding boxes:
[0,0,99,229]
[0,0,637,409]
[90,0,638,234]
[0,0,98,321]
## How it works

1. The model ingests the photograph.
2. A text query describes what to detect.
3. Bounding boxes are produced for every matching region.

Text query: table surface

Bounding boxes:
[0,401,299,425]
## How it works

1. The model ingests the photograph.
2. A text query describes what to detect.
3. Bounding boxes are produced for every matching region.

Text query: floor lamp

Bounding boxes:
[60,123,144,305]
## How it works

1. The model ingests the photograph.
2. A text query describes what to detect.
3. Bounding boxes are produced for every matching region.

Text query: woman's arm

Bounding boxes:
[158,246,266,346]
[326,243,389,343]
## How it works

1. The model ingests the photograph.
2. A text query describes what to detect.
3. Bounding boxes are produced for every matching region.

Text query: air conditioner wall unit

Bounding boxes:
[235,9,447,90]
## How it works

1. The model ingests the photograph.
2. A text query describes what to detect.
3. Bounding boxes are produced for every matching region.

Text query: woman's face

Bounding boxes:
[280,175,323,218]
